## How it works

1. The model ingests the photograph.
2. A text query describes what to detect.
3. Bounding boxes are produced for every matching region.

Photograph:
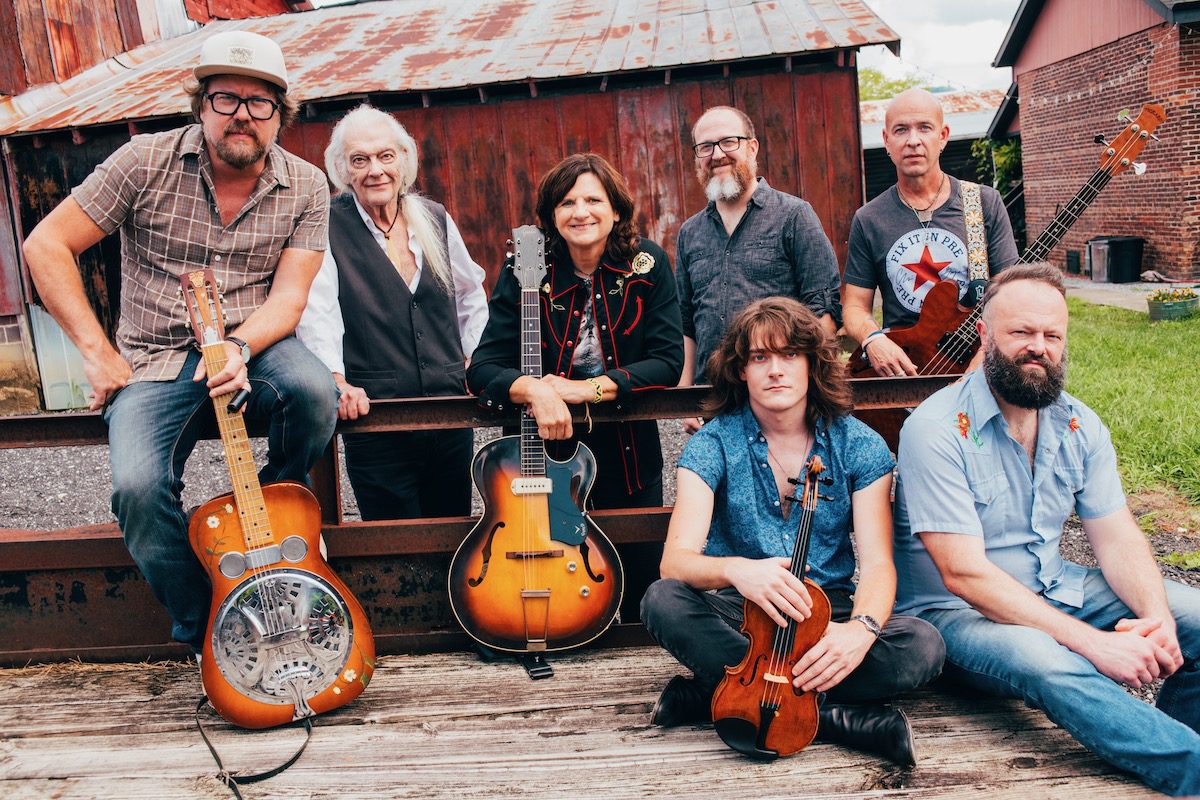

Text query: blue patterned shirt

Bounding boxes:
[893,368,1127,615]
[679,405,895,592]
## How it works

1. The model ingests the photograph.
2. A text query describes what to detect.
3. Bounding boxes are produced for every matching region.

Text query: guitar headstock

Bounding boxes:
[511,225,548,291]
[180,269,226,349]
[1099,103,1166,176]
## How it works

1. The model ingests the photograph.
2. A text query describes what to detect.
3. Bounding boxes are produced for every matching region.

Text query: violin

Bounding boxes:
[710,454,832,760]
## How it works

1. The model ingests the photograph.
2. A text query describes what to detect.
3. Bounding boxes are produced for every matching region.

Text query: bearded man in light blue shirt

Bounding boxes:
[894,263,1200,797]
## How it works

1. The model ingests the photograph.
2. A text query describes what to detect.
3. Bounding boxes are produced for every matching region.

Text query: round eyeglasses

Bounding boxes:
[692,136,750,158]
[205,91,280,121]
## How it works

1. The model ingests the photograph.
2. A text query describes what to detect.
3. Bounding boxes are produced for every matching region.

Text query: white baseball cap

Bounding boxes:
[194,31,289,92]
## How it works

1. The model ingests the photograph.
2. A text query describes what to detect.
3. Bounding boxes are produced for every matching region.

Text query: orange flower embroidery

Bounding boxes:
[1069,417,1080,433]
[957,412,971,439]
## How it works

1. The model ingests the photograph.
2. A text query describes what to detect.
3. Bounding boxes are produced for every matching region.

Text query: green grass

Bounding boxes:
[1064,298,1200,504]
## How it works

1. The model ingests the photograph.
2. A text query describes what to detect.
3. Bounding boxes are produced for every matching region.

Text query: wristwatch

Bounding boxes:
[225,335,251,364]
[850,614,882,638]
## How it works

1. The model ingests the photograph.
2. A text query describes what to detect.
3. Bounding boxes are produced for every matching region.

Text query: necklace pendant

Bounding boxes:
[916,208,933,224]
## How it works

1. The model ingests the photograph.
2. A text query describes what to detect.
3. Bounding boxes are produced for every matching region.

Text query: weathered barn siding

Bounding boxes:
[0,0,149,95]
[8,62,863,323]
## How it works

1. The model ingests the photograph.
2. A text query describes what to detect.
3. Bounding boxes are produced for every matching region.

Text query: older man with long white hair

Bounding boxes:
[299,104,487,520]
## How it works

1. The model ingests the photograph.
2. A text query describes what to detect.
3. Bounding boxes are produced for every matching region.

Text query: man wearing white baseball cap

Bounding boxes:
[22,29,337,655]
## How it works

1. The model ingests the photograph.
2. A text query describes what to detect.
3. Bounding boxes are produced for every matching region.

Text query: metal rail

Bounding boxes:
[0,377,954,665]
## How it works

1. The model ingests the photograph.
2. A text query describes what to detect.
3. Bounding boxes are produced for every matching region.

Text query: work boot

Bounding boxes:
[816,703,916,767]
[651,675,711,727]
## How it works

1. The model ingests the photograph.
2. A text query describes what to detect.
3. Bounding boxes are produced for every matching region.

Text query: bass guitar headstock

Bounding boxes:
[180,268,227,350]
[511,225,548,291]
[1098,103,1166,177]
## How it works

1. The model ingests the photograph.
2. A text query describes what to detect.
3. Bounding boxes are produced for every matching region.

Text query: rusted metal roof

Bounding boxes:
[0,0,899,136]
[860,87,1006,149]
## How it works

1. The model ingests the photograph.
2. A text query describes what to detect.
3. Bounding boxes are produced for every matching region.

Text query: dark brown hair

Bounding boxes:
[703,296,852,426]
[535,153,639,265]
[184,76,299,129]
[979,262,1066,321]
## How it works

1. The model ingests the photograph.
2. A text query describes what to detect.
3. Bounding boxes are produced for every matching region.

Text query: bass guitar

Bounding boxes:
[850,103,1167,378]
[181,269,374,729]
[710,455,832,760]
[448,226,624,659]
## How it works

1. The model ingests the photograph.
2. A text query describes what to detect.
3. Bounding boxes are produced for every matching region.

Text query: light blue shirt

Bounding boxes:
[893,368,1127,615]
[680,405,894,592]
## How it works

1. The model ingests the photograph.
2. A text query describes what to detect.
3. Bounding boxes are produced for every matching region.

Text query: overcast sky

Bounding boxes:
[858,0,1023,90]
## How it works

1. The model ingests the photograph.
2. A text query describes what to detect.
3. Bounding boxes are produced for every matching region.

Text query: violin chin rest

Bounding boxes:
[713,716,778,761]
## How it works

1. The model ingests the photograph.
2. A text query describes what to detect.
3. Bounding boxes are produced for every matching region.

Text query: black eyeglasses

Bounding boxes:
[205,91,280,121]
[693,136,750,158]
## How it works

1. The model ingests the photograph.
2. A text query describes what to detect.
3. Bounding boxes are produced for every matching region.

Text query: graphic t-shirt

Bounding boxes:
[844,176,1019,330]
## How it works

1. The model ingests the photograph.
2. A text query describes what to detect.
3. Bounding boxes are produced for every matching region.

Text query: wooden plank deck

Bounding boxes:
[0,646,1162,799]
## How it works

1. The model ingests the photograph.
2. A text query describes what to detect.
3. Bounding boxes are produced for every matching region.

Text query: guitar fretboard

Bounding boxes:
[943,166,1118,354]
[201,343,273,550]
[519,286,547,478]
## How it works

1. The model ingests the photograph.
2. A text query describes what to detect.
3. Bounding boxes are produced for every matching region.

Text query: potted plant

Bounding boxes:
[1146,286,1198,321]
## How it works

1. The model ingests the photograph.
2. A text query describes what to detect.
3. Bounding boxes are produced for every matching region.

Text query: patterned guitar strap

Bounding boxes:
[959,180,990,308]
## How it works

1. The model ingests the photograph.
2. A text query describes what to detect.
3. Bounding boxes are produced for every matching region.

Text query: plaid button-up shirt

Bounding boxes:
[73,124,329,382]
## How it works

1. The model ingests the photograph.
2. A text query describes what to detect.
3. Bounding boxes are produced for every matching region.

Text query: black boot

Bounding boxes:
[651,675,712,727]
[817,703,916,767]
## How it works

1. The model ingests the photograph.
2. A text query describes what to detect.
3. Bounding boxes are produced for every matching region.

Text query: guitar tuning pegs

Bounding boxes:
[1093,134,1110,146]
[1117,108,1132,122]
[1132,161,1147,176]
[505,239,513,246]
[819,476,833,485]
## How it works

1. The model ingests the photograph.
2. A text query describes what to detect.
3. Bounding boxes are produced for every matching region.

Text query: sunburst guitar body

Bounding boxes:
[447,226,623,654]
[182,269,374,729]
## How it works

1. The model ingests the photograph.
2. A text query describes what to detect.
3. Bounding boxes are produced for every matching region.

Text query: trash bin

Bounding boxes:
[1087,236,1143,283]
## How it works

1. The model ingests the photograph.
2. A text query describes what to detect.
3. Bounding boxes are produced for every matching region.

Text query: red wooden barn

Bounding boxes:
[991,0,1200,281]
[0,0,899,413]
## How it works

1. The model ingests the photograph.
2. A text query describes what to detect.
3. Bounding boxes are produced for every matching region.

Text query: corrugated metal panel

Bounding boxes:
[859,88,1006,149]
[0,0,898,135]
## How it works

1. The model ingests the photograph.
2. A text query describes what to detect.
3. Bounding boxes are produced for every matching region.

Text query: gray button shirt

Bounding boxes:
[676,178,841,381]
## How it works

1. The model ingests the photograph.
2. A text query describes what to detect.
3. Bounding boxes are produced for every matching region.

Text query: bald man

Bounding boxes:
[843,89,1018,377]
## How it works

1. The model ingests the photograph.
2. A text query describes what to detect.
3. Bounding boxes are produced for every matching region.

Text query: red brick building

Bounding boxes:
[993,0,1200,281]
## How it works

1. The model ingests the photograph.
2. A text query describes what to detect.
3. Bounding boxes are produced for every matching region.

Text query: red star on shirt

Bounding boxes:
[902,245,952,289]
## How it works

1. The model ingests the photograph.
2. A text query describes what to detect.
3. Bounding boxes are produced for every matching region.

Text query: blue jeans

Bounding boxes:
[104,338,337,651]
[923,569,1200,797]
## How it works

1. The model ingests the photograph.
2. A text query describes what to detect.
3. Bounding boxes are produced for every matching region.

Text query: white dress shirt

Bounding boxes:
[298,194,489,375]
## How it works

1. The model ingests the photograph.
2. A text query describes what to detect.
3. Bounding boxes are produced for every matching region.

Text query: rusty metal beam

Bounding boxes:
[0,378,956,449]
[0,623,654,667]
[0,507,673,571]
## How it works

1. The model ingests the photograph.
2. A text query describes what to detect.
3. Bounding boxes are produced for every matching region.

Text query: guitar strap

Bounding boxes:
[959,180,990,307]
[194,695,314,799]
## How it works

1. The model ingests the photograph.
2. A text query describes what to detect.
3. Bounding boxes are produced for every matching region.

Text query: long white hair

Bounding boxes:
[324,104,451,291]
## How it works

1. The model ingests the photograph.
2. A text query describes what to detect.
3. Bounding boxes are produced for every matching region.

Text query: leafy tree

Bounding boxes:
[858,68,925,101]
[970,137,1022,193]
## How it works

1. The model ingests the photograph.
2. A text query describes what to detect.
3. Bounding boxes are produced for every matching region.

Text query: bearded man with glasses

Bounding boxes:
[675,106,841,434]
[22,31,336,656]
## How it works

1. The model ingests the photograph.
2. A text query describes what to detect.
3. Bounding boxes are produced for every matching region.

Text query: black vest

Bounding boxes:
[329,193,466,399]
